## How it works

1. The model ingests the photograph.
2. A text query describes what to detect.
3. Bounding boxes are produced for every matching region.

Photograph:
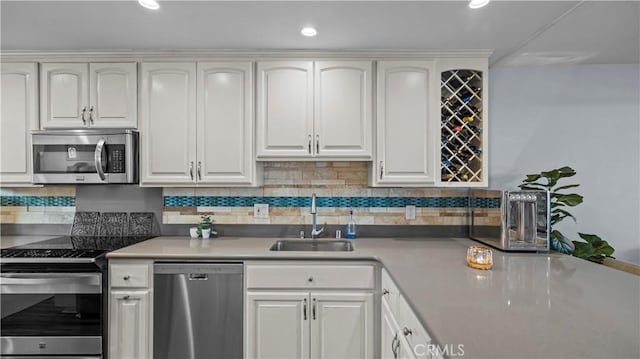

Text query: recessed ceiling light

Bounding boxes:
[139,0,160,10]
[469,0,490,9]
[301,27,318,37]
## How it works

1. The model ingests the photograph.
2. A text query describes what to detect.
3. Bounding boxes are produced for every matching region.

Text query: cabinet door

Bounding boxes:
[40,63,89,128]
[197,62,254,184]
[109,290,151,359]
[310,292,374,359]
[381,297,400,359]
[140,63,196,185]
[246,291,310,359]
[374,61,437,186]
[256,61,313,158]
[1,63,38,184]
[314,61,372,159]
[89,63,137,128]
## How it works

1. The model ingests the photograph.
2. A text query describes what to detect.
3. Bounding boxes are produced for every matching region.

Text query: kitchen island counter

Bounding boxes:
[108,236,640,358]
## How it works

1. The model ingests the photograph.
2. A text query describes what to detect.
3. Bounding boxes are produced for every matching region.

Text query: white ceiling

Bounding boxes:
[1,1,638,66]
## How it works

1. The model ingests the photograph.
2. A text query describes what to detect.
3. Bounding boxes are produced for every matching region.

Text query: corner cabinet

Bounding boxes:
[370,61,439,186]
[0,62,38,185]
[245,262,375,359]
[370,57,489,187]
[40,63,137,129]
[256,61,372,160]
[140,62,260,186]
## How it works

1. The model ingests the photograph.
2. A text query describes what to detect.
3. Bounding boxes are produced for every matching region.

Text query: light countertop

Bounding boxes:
[105,236,638,358]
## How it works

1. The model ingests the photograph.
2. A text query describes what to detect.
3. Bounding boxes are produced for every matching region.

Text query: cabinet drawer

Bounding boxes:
[381,268,400,316]
[110,263,150,288]
[246,264,375,289]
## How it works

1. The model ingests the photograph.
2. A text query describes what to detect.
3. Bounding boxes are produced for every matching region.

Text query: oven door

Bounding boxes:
[31,130,137,184]
[0,273,102,357]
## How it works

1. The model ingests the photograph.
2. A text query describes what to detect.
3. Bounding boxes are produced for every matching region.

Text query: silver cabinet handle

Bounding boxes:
[123,275,130,281]
[316,134,319,154]
[312,298,317,320]
[94,138,106,181]
[123,295,130,300]
[382,288,389,296]
[380,161,384,179]
[391,333,399,359]
[308,276,314,282]
[303,298,307,320]
[81,106,87,125]
[89,106,95,124]
[197,161,202,181]
[189,162,194,181]
[307,134,312,154]
[403,327,413,336]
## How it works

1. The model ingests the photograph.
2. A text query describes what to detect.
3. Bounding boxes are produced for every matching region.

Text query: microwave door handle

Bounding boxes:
[94,138,106,181]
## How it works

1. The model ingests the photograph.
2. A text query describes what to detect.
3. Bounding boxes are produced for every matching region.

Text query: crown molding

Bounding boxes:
[0,49,493,62]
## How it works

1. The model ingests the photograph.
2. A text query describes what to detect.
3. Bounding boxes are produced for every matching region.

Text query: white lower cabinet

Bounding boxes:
[245,262,375,359]
[109,290,151,359]
[109,260,153,359]
[381,269,439,359]
[246,291,310,359]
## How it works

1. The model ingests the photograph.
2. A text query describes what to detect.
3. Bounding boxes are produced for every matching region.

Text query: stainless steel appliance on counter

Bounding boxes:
[154,263,243,359]
[0,235,152,358]
[469,189,550,252]
[31,129,138,184]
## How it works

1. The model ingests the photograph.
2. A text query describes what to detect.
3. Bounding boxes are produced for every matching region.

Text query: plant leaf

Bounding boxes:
[555,194,584,207]
[552,208,576,222]
[523,174,542,183]
[554,184,580,192]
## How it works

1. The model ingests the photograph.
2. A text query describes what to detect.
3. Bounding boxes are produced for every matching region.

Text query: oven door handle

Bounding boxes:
[94,137,106,181]
[0,273,102,294]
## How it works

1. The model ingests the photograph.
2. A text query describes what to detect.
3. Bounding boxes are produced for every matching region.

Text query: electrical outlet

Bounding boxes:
[405,205,416,220]
[254,204,269,218]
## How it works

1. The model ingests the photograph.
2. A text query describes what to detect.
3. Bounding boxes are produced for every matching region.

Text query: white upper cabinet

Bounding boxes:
[257,60,373,160]
[141,61,259,186]
[197,62,255,185]
[140,62,197,185]
[256,61,314,158]
[40,63,88,128]
[371,61,438,186]
[40,62,136,129]
[89,63,137,128]
[1,63,38,185]
[314,61,372,158]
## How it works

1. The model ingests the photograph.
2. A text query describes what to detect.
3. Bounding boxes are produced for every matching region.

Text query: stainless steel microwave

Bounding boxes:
[31,129,138,184]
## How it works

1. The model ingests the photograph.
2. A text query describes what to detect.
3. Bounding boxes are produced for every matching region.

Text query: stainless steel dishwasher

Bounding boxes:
[153,262,243,359]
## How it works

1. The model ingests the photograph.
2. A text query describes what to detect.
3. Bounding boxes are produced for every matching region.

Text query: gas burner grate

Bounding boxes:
[0,248,104,259]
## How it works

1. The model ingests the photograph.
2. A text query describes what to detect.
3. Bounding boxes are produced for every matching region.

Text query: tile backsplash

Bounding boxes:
[1,162,501,228]
[0,186,76,224]
[162,162,497,226]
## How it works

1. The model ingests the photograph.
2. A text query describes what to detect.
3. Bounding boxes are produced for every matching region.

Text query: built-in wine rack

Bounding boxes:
[440,69,484,183]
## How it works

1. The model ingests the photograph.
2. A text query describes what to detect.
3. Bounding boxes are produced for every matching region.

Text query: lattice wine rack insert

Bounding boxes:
[441,69,484,182]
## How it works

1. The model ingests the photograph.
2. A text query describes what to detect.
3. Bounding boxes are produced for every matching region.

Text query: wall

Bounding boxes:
[489,64,640,264]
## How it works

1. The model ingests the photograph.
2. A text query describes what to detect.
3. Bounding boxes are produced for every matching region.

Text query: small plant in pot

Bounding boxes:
[197,215,214,238]
[519,166,615,263]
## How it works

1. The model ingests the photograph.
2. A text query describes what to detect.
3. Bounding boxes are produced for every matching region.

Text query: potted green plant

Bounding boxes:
[197,215,213,238]
[519,166,615,263]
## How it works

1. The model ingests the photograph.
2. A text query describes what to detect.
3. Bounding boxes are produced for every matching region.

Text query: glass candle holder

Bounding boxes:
[467,245,493,270]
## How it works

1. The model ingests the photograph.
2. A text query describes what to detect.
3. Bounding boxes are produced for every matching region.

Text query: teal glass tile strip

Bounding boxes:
[0,196,76,207]
[163,196,478,208]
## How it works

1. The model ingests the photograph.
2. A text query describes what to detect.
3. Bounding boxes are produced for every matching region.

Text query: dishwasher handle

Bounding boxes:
[154,262,243,275]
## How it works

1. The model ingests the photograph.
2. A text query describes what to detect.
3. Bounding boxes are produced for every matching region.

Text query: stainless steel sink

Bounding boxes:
[269,240,354,252]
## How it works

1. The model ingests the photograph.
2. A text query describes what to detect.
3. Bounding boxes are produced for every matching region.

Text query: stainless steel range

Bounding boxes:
[0,235,151,359]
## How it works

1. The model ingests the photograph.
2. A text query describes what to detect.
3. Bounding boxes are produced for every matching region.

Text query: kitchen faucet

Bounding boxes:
[310,193,325,239]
